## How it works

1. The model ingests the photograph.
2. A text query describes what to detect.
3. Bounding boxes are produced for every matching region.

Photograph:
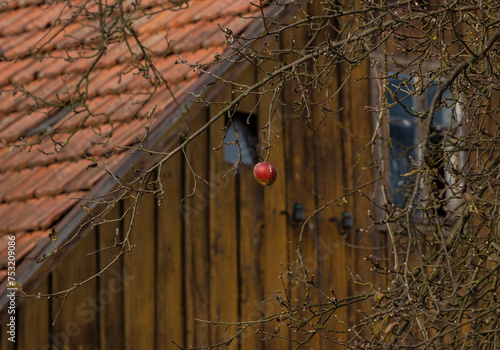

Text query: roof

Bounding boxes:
[0,0,283,308]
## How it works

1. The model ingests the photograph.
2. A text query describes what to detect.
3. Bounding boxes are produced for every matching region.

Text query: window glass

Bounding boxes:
[386,74,457,210]
[427,84,454,128]
[387,76,418,207]
[389,119,417,206]
[223,112,258,166]
[387,76,416,122]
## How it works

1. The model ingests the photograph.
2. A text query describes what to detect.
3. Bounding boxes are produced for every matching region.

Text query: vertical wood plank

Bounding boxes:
[18,279,50,349]
[232,64,267,350]
[123,192,156,350]
[280,5,321,349]
[334,0,371,334]
[156,150,184,349]
[0,325,16,350]
[98,203,125,350]
[338,25,377,336]
[209,83,239,348]
[51,228,98,350]
[183,107,212,348]
[238,165,266,349]
[312,45,351,350]
[338,59,359,333]
[308,2,352,347]
[347,62,376,272]
[256,56,290,350]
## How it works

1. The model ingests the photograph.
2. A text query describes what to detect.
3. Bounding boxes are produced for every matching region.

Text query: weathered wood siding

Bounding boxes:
[0,8,381,350]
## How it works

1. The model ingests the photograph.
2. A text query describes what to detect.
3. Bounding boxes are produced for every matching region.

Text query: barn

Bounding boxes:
[0,0,389,349]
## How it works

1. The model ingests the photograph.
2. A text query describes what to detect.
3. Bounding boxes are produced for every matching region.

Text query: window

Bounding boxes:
[223,112,258,166]
[386,74,461,214]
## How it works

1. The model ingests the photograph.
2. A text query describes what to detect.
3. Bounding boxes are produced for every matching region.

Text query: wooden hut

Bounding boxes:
[0,1,383,349]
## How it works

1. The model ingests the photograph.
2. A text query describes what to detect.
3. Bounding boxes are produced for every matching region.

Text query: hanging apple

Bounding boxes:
[253,162,278,186]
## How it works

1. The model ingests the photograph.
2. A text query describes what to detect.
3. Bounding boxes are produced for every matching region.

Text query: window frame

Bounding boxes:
[371,64,466,221]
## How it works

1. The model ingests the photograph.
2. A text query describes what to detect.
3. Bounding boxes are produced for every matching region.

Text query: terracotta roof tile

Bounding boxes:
[0,30,48,58]
[2,160,90,202]
[1,165,56,202]
[93,64,139,96]
[0,147,30,171]
[0,60,36,86]
[1,127,104,171]
[63,152,128,193]
[0,167,35,202]
[36,56,74,79]
[10,57,60,84]
[0,230,36,268]
[33,163,88,198]
[0,109,29,134]
[21,3,67,33]
[0,108,52,142]
[0,192,86,234]
[0,7,33,36]
[0,77,73,114]
[34,127,110,161]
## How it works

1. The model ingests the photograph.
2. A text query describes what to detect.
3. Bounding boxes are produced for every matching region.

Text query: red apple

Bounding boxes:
[253,162,278,186]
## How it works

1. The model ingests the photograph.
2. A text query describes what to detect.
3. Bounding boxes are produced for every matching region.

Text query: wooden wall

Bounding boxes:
[0,5,384,350]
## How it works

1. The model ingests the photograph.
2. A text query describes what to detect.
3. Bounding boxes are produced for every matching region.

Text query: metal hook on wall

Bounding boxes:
[330,212,354,234]
[280,203,306,226]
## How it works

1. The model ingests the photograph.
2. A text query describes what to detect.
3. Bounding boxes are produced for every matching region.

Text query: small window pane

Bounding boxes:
[224,113,258,166]
[387,75,418,207]
[427,84,454,128]
[389,119,417,207]
[387,77,416,121]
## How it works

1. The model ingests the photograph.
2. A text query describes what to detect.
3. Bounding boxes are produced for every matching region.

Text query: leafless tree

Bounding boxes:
[3,0,499,348]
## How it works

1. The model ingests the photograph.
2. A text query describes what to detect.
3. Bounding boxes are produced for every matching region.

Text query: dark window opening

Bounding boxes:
[223,112,258,166]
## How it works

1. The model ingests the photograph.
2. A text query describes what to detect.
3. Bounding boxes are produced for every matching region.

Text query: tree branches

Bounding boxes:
[3,0,499,348]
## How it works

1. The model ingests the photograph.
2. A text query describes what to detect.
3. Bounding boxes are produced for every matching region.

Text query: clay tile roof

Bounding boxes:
[0,0,277,295]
